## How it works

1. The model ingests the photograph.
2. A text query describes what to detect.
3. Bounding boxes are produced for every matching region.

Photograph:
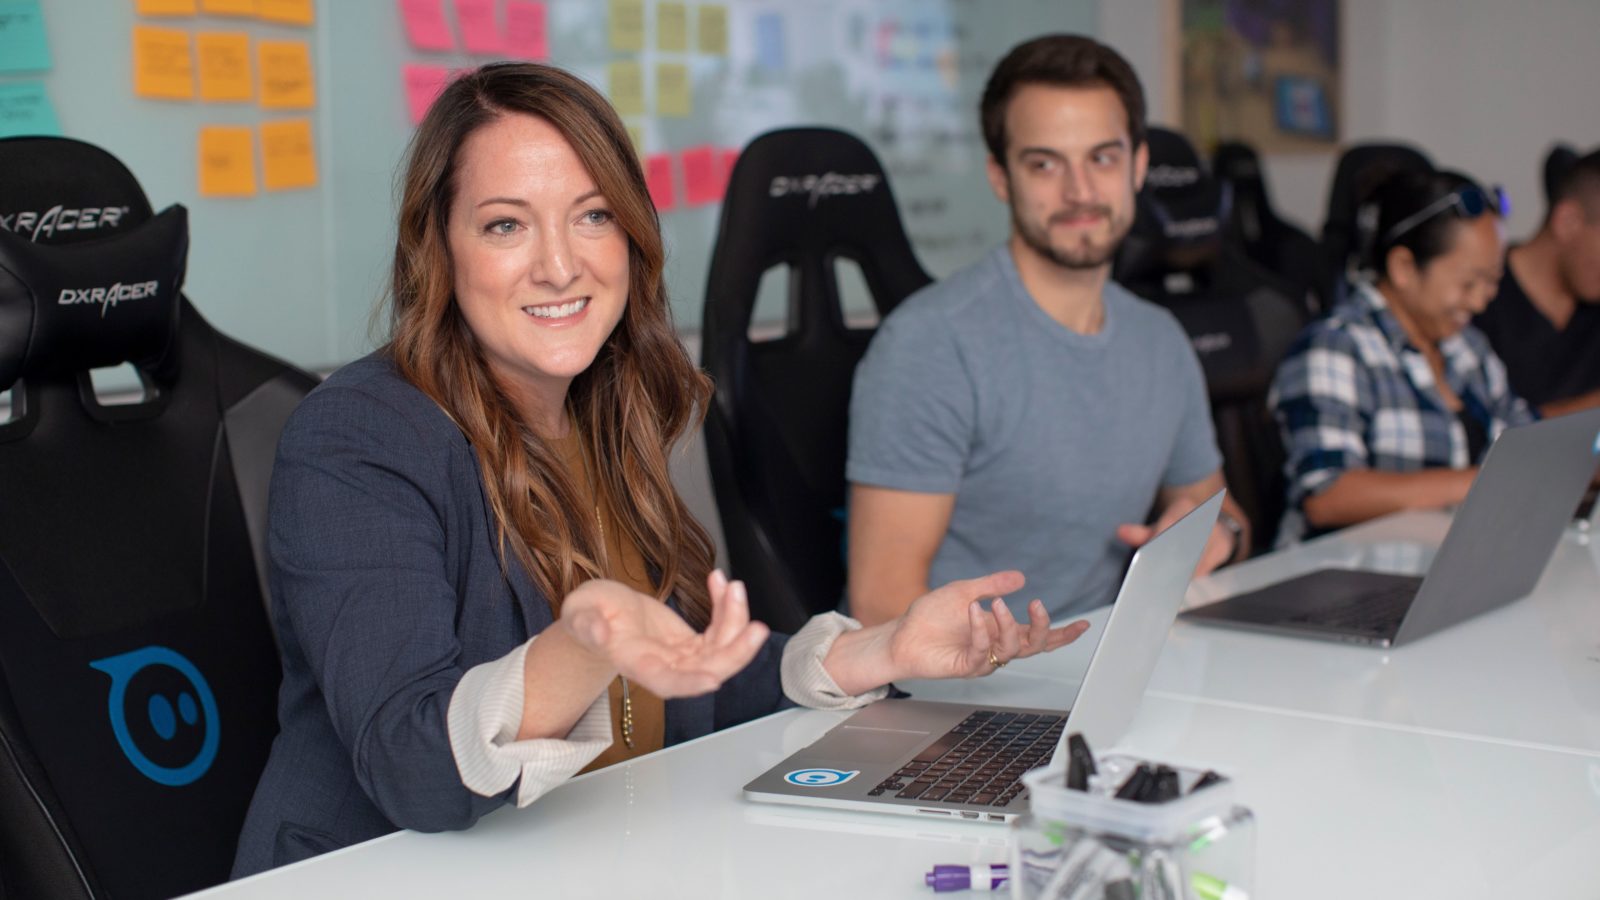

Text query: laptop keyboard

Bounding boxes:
[867,710,1065,807]
[1287,583,1416,633]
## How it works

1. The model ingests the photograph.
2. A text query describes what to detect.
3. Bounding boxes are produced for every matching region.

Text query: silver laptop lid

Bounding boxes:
[1065,490,1223,749]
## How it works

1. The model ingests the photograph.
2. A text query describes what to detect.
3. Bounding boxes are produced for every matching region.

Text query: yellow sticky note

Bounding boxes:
[133,26,195,100]
[697,4,727,55]
[196,32,253,102]
[657,2,687,52]
[607,61,643,116]
[258,39,314,109]
[656,62,689,117]
[200,0,256,16]
[260,118,318,190]
[608,0,644,52]
[257,0,313,26]
[137,0,198,16]
[626,125,644,158]
[198,126,257,197]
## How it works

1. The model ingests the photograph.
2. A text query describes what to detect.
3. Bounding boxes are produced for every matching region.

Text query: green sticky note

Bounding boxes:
[0,0,53,73]
[0,81,61,137]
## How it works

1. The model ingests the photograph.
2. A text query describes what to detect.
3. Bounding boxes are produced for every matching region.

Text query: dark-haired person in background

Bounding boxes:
[1474,147,1600,417]
[1272,169,1536,542]
[846,34,1248,626]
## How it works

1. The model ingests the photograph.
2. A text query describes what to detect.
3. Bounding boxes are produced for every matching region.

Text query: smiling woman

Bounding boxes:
[229,62,1090,878]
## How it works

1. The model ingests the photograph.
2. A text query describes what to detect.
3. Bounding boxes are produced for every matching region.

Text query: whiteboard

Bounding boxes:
[6,0,1093,372]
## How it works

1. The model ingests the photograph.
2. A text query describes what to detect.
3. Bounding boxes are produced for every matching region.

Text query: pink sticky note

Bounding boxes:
[718,147,740,195]
[399,0,455,52]
[645,154,676,212]
[505,1,549,61]
[681,145,721,206]
[403,64,455,124]
[454,0,503,55]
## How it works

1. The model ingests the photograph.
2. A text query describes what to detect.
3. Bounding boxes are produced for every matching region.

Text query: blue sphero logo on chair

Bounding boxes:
[89,646,220,787]
[783,767,859,787]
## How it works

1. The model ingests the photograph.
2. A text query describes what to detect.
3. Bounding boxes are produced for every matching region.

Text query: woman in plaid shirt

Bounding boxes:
[1272,168,1536,543]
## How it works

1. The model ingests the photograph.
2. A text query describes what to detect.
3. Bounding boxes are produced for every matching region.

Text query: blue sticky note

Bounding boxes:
[754,12,785,73]
[0,81,60,137]
[0,0,52,73]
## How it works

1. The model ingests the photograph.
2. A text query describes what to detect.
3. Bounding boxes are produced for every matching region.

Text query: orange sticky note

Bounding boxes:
[260,118,318,190]
[455,0,502,55]
[200,0,256,16]
[257,0,313,26]
[196,32,253,102]
[137,0,198,16]
[644,153,675,211]
[198,125,257,197]
[258,39,314,109]
[400,0,455,51]
[133,26,195,100]
[403,64,454,124]
[681,145,721,206]
[504,1,548,60]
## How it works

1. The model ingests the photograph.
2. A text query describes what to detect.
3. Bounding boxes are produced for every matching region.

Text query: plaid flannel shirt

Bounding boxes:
[1270,280,1536,542]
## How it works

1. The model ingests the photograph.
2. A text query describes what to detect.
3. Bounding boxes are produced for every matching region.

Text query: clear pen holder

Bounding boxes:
[1010,756,1254,900]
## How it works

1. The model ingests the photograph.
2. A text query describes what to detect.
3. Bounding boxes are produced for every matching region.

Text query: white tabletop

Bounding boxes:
[192,512,1600,899]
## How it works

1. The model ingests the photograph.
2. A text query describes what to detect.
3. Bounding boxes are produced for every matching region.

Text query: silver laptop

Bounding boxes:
[743,491,1222,824]
[1182,408,1600,648]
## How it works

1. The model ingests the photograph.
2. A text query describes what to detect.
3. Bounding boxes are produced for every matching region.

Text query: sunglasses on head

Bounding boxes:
[1382,184,1511,245]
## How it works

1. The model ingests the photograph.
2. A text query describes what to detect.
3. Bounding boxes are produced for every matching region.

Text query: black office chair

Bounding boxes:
[0,137,317,900]
[1317,142,1433,311]
[1543,142,1579,206]
[1212,141,1323,316]
[1113,128,1306,554]
[701,128,931,633]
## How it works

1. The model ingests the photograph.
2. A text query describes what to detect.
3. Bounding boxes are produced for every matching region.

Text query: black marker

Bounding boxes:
[1114,763,1154,800]
[1191,770,1226,793]
[1065,733,1097,790]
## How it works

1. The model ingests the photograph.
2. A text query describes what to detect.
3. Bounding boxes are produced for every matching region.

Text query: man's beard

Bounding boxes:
[1013,202,1130,270]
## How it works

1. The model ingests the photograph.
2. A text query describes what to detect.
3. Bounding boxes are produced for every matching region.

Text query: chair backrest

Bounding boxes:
[1113,128,1306,553]
[0,137,317,900]
[1543,142,1579,207]
[701,128,930,633]
[1317,141,1433,309]
[1212,140,1323,315]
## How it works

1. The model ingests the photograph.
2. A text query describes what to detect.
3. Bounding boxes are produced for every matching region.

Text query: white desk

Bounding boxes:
[192,513,1600,900]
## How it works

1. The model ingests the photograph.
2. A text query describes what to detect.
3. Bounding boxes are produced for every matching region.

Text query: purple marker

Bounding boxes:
[925,864,1008,892]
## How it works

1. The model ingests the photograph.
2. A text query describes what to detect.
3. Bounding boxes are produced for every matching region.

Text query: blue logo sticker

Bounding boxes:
[89,646,219,787]
[783,767,859,787]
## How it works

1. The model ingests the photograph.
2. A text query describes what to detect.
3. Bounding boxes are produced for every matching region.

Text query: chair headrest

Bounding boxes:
[0,137,186,391]
[1321,142,1432,238]
[1115,127,1228,284]
[1544,143,1579,207]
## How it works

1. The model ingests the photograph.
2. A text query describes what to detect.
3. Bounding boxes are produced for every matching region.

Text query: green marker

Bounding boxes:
[1193,872,1249,900]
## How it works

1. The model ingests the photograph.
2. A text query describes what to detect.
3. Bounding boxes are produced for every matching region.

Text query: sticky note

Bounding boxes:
[755,12,785,71]
[258,39,314,109]
[454,0,501,54]
[681,145,722,206]
[133,25,194,100]
[607,61,643,116]
[696,4,726,55]
[197,125,257,197]
[626,125,644,158]
[196,31,253,102]
[608,0,643,52]
[657,2,686,52]
[399,0,454,52]
[644,153,674,212]
[200,0,255,16]
[504,1,547,60]
[260,118,317,190]
[0,81,60,138]
[403,63,454,124]
[257,0,313,25]
[0,0,53,74]
[656,62,689,117]
[137,0,198,16]
[719,147,739,190]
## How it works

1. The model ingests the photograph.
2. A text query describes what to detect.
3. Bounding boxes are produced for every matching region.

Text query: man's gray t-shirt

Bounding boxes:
[847,244,1221,618]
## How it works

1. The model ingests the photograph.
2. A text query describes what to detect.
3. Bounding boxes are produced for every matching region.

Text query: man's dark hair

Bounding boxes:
[980,34,1147,165]
[1547,147,1600,222]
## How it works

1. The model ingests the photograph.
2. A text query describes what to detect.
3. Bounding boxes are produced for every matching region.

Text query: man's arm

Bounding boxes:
[1115,470,1249,574]
[846,484,956,626]
[1541,388,1600,418]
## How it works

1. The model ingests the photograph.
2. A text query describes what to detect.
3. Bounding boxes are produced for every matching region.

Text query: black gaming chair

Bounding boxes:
[1317,142,1433,311]
[701,128,931,634]
[1212,141,1322,316]
[1544,142,1579,207]
[0,137,317,900]
[1113,128,1307,554]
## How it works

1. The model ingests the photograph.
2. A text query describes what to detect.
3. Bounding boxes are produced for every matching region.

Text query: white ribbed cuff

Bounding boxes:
[780,612,891,710]
[446,638,614,808]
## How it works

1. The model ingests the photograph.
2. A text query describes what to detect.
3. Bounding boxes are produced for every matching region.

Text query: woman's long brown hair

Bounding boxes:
[387,63,716,628]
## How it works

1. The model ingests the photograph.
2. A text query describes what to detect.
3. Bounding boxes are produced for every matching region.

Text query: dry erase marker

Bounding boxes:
[1193,872,1249,900]
[925,864,1008,892]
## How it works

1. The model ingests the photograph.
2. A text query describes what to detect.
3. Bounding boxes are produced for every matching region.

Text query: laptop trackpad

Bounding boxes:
[808,727,932,763]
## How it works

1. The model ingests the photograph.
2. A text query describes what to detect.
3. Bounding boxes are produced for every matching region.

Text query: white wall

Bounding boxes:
[1101,0,1600,240]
